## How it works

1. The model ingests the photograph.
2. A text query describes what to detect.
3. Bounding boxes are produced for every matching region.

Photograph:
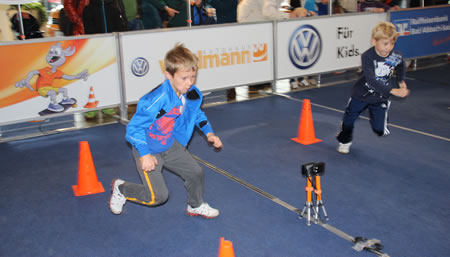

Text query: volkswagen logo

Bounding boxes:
[131,57,149,77]
[288,25,322,69]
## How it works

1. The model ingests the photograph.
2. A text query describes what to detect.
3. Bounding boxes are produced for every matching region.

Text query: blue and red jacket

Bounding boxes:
[126,79,213,156]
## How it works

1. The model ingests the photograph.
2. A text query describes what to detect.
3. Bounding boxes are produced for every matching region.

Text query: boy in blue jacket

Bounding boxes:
[336,21,410,154]
[110,44,223,218]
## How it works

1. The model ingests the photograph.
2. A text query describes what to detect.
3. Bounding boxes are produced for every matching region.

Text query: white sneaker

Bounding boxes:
[299,78,310,87]
[337,142,352,154]
[109,179,126,215]
[307,77,318,86]
[186,202,219,219]
[290,80,299,89]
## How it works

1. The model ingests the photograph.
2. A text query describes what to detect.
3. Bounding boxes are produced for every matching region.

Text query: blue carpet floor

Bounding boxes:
[1,65,449,257]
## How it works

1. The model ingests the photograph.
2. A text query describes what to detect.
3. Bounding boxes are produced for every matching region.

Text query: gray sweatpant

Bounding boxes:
[120,141,204,208]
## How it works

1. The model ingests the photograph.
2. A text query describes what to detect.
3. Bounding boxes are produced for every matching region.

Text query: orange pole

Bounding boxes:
[300,176,315,225]
[314,175,329,221]
[314,176,322,201]
[306,177,313,203]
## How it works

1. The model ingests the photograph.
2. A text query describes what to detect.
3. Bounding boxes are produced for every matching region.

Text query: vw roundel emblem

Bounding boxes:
[131,57,149,77]
[288,25,322,69]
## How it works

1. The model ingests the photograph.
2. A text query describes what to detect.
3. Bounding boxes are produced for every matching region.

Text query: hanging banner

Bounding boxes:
[120,22,273,103]
[0,36,121,125]
[390,5,450,59]
[276,13,386,79]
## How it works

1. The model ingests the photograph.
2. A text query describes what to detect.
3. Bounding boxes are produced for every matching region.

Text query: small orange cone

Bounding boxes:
[218,237,235,257]
[72,141,105,196]
[84,86,99,108]
[291,99,322,145]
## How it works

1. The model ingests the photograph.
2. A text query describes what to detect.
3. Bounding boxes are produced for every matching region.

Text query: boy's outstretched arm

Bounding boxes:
[194,107,222,149]
[207,132,223,149]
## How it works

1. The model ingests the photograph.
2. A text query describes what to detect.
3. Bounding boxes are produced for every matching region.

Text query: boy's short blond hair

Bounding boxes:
[371,21,398,42]
[164,43,198,76]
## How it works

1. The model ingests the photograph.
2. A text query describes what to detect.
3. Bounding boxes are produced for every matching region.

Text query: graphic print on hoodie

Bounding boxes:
[147,107,181,151]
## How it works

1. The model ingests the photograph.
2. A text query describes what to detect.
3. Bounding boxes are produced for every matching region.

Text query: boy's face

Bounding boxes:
[372,38,395,57]
[166,68,197,96]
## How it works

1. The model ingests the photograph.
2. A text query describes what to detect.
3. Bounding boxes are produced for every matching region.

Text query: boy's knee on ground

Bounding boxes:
[123,183,169,206]
[140,189,169,206]
[154,190,169,205]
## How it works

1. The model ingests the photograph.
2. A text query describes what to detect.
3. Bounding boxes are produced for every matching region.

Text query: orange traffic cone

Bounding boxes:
[291,99,322,145]
[218,237,235,257]
[84,86,99,108]
[72,141,105,196]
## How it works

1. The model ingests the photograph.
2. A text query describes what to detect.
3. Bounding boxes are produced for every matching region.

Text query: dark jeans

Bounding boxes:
[128,18,143,31]
[337,97,391,144]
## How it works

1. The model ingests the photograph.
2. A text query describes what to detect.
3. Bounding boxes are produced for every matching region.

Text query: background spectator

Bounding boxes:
[208,0,238,99]
[303,0,318,14]
[208,0,238,24]
[0,4,15,41]
[359,0,390,13]
[238,0,309,91]
[64,0,90,35]
[10,11,43,39]
[191,0,216,26]
[82,0,128,119]
[141,0,163,29]
[289,0,319,88]
[410,0,448,7]
[9,2,47,39]
[238,0,308,22]
[158,0,187,27]
[123,0,144,30]
[338,0,358,12]
[382,0,402,9]
[83,0,128,34]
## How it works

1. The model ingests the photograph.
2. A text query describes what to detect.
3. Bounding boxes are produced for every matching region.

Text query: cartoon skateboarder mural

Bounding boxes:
[15,43,89,116]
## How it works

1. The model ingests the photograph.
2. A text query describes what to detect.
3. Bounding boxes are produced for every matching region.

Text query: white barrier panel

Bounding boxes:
[276,13,387,78]
[121,23,273,103]
[0,0,36,3]
[0,35,121,125]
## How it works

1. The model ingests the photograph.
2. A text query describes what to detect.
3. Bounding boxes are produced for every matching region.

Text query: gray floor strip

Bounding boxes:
[193,155,390,257]
[273,93,450,142]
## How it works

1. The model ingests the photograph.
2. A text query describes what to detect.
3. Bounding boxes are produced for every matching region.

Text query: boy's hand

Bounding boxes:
[207,133,223,149]
[398,81,407,89]
[390,87,410,98]
[140,154,158,172]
